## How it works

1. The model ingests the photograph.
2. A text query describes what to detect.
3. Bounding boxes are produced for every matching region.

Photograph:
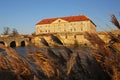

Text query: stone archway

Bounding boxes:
[10,41,16,48]
[0,41,5,51]
[0,41,5,45]
[21,41,25,47]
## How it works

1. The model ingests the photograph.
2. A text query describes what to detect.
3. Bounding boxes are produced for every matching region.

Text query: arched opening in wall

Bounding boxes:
[65,35,67,39]
[74,35,76,39]
[21,41,25,47]
[0,41,5,45]
[29,38,31,42]
[0,41,5,51]
[10,41,16,48]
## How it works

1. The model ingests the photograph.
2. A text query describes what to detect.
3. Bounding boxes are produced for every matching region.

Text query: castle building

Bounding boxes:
[36,15,96,35]
[34,15,110,46]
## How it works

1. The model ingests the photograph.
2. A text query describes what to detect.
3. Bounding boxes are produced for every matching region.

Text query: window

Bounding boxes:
[58,20,61,22]
[65,35,67,39]
[81,27,83,31]
[40,30,42,32]
[74,28,76,31]
[74,35,76,39]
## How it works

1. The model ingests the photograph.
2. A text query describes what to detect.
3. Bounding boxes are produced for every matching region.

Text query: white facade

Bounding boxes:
[36,15,96,35]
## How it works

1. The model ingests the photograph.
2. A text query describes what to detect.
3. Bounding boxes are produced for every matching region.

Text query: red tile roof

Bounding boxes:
[36,15,90,25]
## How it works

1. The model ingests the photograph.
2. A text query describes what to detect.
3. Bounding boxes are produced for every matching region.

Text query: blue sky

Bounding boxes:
[0,0,120,34]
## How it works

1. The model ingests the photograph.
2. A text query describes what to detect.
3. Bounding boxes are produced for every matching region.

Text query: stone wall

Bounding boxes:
[0,37,29,47]
[32,32,110,47]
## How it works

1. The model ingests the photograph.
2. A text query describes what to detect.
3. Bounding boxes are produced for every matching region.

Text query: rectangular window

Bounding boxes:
[74,28,76,31]
[74,35,76,39]
[65,35,67,39]
[81,27,83,31]
[58,20,61,22]
[40,30,42,32]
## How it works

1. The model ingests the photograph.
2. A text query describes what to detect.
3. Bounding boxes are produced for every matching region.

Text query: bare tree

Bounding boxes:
[12,28,19,36]
[31,32,36,36]
[3,27,10,35]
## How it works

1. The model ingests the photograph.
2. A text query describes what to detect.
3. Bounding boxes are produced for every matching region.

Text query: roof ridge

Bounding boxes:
[36,15,90,25]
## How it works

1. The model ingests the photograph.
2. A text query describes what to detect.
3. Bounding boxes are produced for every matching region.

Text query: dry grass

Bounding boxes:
[0,14,120,80]
[111,14,120,29]
[0,40,110,80]
[83,14,120,80]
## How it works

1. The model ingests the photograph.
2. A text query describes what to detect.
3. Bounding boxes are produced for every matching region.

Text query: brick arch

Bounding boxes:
[0,41,8,47]
[10,41,16,48]
[21,41,25,47]
[0,41,5,45]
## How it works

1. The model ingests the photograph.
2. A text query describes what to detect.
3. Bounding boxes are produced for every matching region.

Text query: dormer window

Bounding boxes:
[58,20,61,22]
